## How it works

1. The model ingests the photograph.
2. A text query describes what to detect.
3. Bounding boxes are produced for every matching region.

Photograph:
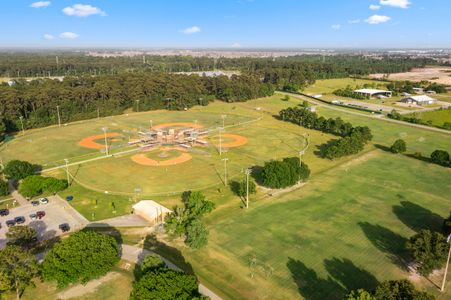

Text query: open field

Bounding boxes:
[404,109,451,127]
[370,66,451,85]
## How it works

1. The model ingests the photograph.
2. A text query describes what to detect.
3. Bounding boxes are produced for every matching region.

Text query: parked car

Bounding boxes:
[59,223,70,232]
[31,200,40,206]
[29,213,37,220]
[0,209,9,216]
[39,198,49,204]
[14,216,26,224]
[6,220,16,227]
[36,211,46,219]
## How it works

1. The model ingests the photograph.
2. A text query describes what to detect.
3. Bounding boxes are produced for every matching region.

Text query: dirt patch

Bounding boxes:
[58,272,120,299]
[220,134,248,148]
[79,133,121,149]
[131,147,192,166]
[152,122,203,130]
[370,67,451,85]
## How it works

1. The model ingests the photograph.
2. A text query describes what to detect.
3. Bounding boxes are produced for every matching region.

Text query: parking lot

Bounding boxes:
[0,195,89,248]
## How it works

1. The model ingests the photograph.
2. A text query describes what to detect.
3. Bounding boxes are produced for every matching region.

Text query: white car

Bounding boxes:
[38,198,49,204]
[29,213,37,220]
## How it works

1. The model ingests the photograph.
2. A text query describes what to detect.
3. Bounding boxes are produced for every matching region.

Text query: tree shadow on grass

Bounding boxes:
[374,144,392,153]
[393,200,444,233]
[143,233,195,276]
[358,222,409,271]
[287,257,344,300]
[250,165,264,185]
[324,257,379,292]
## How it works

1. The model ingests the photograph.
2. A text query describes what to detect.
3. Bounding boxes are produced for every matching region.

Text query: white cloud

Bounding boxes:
[62,4,106,17]
[348,19,360,24]
[379,0,410,8]
[365,14,391,24]
[231,42,242,48]
[60,32,79,39]
[43,34,54,40]
[181,26,201,34]
[369,4,381,10]
[331,24,341,30]
[30,1,50,8]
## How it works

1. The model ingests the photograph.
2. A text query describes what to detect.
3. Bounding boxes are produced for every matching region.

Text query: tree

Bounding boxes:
[443,211,451,235]
[345,289,374,300]
[0,179,8,196]
[134,254,166,280]
[430,150,450,167]
[130,268,200,300]
[390,139,407,154]
[406,230,448,276]
[0,245,39,300]
[374,280,434,300]
[185,219,209,249]
[6,226,37,248]
[18,175,43,198]
[0,118,6,142]
[235,177,257,197]
[261,160,292,188]
[3,160,35,181]
[182,191,215,220]
[42,230,120,287]
[42,177,68,194]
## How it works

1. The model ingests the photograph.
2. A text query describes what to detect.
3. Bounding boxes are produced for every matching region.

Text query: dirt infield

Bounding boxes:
[79,133,121,149]
[131,148,193,166]
[152,122,203,130]
[221,134,248,148]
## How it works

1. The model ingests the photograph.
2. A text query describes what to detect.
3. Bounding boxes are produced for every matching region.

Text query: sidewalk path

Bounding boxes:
[89,214,151,227]
[121,244,222,300]
[8,180,29,207]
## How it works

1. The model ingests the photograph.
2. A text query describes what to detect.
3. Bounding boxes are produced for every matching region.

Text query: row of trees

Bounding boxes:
[386,80,447,95]
[388,109,451,131]
[0,73,273,133]
[346,279,434,300]
[333,86,369,100]
[164,191,215,249]
[19,175,67,198]
[261,157,310,189]
[279,106,373,159]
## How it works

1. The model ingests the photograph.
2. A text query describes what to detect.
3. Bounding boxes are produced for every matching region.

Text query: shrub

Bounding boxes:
[185,219,209,249]
[430,150,450,167]
[42,230,120,287]
[19,175,67,198]
[374,280,434,300]
[390,139,407,154]
[0,179,8,196]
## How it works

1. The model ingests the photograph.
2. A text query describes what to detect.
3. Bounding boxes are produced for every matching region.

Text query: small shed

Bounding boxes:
[132,200,172,223]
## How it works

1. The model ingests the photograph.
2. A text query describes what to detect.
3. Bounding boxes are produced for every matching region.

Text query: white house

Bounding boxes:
[354,89,392,98]
[398,95,437,106]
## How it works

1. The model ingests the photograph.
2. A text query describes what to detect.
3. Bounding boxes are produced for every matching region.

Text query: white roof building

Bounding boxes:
[399,95,437,106]
[132,200,172,223]
[354,89,392,98]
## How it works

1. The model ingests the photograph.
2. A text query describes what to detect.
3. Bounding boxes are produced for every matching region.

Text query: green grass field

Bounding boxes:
[2,86,451,299]
[404,109,451,127]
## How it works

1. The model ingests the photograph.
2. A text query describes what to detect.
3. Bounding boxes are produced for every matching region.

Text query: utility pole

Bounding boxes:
[222,158,229,186]
[56,105,61,127]
[64,158,70,185]
[221,114,227,129]
[19,116,25,135]
[136,100,140,112]
[102,127,109,156]
[245,168,251,209]
[218,127,223,155]
[150,120,153,129]
[441,234,451,292]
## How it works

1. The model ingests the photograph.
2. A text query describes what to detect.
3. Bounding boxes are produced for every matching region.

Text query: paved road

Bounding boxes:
[121,244,222,300]
[279,92,451,135]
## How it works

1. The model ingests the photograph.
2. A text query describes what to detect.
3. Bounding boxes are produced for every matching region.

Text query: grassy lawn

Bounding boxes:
[0,197,15,210]
[404,109,451,128]
[303,78,389,95]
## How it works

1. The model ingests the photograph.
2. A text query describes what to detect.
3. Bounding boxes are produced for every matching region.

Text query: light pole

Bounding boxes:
[441,234,451,292]
[218,127,223,155]
[56,105,61,127]
[245,168,251,209]
[64,158,70,184]
[221,114,227,130]
[222,158,229,186]
[102,127,109,156]
[19,116,25,135]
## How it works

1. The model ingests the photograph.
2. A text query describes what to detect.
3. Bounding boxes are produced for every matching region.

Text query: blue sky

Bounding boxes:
[1,0,450,48]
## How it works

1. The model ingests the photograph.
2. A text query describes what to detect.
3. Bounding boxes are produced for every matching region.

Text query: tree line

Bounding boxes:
[279,106,373,159]
[0,73,273,135]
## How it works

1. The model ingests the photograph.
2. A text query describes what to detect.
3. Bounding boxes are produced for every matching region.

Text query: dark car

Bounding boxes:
[59,223,70,232]
[14,216,26,224]
[6,220,16,227]
[36,211,46,219]
[0,209,9,216]
[31,201,40,206]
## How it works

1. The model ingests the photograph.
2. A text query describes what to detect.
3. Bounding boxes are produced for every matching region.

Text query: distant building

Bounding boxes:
[412,87,424,94]
[426,90,437,95]
[354,89,392,98]
[401,92,411,96]
[398,95,437,106]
